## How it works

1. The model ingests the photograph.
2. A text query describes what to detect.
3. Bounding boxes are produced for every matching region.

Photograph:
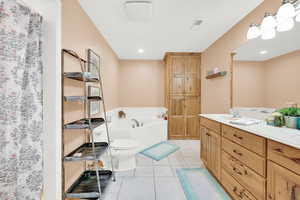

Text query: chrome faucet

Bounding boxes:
[131,119,140,127]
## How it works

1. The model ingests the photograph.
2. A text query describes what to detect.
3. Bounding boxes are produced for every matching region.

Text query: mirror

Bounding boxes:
[232,23,300,110]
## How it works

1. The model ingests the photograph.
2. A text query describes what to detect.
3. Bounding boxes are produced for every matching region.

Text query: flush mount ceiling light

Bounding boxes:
[247,24,261,39]
[260,50,268,55]
[138,48,144,53]
[296,2,300,22]
[277,0,296,21]
[124,1,153,22]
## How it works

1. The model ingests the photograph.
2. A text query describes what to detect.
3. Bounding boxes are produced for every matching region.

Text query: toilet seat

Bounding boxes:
[111,139,139,150]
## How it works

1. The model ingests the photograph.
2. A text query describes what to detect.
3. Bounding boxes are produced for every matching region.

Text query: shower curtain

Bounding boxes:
[0,0,43,199]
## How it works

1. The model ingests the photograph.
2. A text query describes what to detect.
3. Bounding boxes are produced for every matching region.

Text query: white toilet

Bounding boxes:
[110,139,140,171]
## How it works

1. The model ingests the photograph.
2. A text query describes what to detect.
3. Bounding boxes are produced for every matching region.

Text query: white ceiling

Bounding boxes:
[235,22,300,61]
[79,0,263,60]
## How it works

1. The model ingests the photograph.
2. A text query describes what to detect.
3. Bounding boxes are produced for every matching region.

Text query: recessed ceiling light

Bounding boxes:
[260,50,268,55]
[138,48,144,53]
[190,19,203,31]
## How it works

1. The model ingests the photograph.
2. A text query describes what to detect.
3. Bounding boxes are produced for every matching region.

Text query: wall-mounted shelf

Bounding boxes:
[64,96,102,102]
[64,142,108,162]
[206,71,227,79]
[64,118,105,130]
[64,72,99,82]
[65,170,113,199]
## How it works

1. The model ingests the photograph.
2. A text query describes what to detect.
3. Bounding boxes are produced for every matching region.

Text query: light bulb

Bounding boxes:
[277,18,295,32]
[261,28,276,40]
[277,0,296,21]
[247,24,261,40]
[261,13,277,31]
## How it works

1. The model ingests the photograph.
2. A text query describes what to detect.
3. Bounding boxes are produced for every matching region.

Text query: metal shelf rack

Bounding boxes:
[62,49,115,200]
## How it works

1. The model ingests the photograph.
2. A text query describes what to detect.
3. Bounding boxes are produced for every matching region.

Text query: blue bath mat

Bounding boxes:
[139,141,180,161]
[176,168,230,200]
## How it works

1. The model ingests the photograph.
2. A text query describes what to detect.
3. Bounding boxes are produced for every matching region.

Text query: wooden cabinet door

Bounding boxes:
[185,56,200,96]
[186,116,199,139]
[185,96,199,115]
[171,56,186,75]
[208,130,221,179]
[267,161,300,200]
[171,76,185,94]
[169,116,185,139]
[169,95,185,116]
[200,126,209,166]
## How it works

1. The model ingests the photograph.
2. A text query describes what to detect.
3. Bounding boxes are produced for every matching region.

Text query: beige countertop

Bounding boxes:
[199,114,300,149]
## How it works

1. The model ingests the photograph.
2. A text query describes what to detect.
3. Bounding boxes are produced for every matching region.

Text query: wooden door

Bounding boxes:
[200,126,209,166]
[171,56,186,95]
[185,96,200,138]
[168,95,185,139]
[185,56,200,96]
[208,130,221,179]
[267,161,300,200]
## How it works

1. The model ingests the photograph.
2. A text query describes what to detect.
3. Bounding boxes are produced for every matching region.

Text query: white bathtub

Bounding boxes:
[93,107,168,151]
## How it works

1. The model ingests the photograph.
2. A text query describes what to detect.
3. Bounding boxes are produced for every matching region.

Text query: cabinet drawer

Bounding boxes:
[222,138,266,177]
[221,169,257,200]
[222,151,265,200]
[222,125,266,156]
[200,117,221,134]
[268,140,300,175]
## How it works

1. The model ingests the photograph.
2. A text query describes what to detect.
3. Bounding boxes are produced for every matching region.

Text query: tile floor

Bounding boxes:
[105,140,203,200]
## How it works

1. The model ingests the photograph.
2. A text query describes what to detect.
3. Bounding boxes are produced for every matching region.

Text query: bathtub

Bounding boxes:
[93,107,168,151]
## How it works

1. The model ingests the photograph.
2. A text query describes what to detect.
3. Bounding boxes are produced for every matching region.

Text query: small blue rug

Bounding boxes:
[139,141,180,161]
[176,168,230,200]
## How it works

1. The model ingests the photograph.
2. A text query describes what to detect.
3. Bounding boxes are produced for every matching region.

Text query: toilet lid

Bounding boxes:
[111,139,139,150]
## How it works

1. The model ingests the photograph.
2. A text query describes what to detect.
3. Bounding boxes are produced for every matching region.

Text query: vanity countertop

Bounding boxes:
[199,114,300,149]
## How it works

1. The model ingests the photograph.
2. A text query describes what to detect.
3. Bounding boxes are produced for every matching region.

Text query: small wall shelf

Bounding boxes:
[206,71,227,79]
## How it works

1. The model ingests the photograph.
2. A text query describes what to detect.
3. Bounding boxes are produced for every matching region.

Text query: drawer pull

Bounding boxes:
[233,186,242,198]
[233,167,243,175]
[233,149,243,156]
[206,133,211,136]
[233,134,243,140]
[274,148,283,153]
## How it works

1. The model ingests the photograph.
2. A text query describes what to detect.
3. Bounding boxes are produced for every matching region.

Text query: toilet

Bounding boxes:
[110,139,140,171]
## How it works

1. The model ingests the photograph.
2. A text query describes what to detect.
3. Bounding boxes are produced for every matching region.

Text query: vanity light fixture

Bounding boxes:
[261,28,276,40]
[261,13,277,31]
[247,24,261,39]
[247,0,300,40]
[277,17,295,32]
[277,0,296,21]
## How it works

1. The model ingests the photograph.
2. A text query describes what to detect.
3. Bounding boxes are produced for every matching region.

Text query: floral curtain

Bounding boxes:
[0,0,43,199]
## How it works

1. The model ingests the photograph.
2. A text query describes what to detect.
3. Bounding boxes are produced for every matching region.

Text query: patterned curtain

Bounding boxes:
[0,0,43,199]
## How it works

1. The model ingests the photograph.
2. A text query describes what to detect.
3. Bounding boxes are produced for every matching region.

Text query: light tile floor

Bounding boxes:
[105,140,203,200]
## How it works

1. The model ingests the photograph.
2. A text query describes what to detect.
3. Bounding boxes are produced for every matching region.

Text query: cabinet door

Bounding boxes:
[267,161,300,200]
[169,95,185,116]
[208,130,221,179]
[171,76,185,94]
[185,96,199,115]
[185,56,200,96]
[186,116,199,139]
[170,56,186,95]
[200,126,209,166]
[169,116,185,139]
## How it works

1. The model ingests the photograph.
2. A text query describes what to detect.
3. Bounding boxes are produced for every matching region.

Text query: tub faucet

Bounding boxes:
[131,119,140,127]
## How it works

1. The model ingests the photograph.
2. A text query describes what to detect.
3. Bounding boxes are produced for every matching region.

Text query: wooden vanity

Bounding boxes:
[200,116,300,200]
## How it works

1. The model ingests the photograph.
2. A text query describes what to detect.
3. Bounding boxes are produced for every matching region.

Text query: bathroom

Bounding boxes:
[1,0,300,200]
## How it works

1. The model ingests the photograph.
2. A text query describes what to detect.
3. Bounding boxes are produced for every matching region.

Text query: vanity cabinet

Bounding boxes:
[200,116,300,200]
[165,52,201,139]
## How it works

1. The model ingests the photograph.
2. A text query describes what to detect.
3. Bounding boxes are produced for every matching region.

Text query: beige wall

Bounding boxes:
[62,0,120,189]
[233,61,265,107]
[201,0,281,114]
[119,60,165,107]
[264,50,300,108]
[62,0,120,111]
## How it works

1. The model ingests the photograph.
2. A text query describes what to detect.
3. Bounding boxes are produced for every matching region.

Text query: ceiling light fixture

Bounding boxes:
[190,19,203,31]
[138,48,144,53]
[247,24,261,39]
[261,28,276,40]
[260,50,268,55]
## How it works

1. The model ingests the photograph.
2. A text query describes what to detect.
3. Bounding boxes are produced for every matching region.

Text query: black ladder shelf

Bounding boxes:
[62,49,115,200]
